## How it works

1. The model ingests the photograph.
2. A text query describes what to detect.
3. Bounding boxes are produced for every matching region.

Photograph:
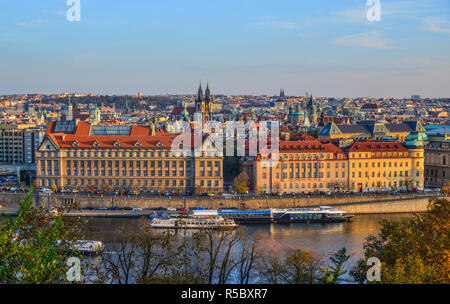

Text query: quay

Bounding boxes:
[1,195,444,217]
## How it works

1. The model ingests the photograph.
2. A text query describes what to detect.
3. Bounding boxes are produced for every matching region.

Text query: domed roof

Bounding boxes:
[406,131,428,142]
[405,140,423,148]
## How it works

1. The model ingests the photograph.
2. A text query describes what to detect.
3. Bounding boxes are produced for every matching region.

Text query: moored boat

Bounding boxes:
[271,206,353,223]
[150,214,238,230]
[191,206,353,224]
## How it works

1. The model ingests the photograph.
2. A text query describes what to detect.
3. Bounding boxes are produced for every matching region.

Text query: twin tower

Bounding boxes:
[195,84,214,122]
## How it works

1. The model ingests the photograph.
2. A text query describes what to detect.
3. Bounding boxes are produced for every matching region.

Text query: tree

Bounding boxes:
[272,182,281,194]
[102,184,113,194]
[350,195,450,284]
[195,184,204,195]
[283,248,323,284]
[319,247,350,284]
[232,171,250,194]
[0,189,89,283]
[442,182,450,196]
[255,239,286,284]
[238,229,261,284]
[86,184,96,194]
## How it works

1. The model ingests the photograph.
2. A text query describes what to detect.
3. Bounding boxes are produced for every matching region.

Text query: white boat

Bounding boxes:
[271,206,353,223]
[150,214,238,230]
[57,240,105,255]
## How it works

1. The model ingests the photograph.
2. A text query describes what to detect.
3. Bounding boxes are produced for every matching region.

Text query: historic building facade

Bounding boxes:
[319,120,426,142]
[250,141,349,194]
[248,140,424,194]
[36,121,223,194]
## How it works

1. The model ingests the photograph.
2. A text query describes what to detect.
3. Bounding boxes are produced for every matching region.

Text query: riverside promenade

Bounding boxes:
[0,192,442,216]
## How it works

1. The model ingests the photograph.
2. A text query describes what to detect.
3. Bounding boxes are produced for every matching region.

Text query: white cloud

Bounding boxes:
[16,18,45,28]
[248,18,296,30]
[333,31,388,49]
[423,17,450,34]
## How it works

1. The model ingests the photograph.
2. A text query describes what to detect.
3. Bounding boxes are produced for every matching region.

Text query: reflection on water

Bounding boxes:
[86,213,414,261]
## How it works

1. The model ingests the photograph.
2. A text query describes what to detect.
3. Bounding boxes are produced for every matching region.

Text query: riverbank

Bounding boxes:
[1,195,443,217]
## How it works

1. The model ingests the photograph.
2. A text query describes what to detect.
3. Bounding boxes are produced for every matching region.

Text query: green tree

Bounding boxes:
[0,189,88,283]
[283,248,323,284]
[350,196,450,284]
[319,247,350,284]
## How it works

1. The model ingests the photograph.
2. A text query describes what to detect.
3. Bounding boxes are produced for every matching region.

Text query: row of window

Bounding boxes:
[351,161,413,168]
[351,170,421,178]
[40,178,220,188]
[66,160,189,168]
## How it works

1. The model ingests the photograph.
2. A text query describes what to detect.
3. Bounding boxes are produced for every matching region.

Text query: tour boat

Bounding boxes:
[150,214,238,230]
[191,206,353,224]
[270,206,353,223]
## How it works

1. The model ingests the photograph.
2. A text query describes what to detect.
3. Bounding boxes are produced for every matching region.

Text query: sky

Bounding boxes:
[0,0,449,98]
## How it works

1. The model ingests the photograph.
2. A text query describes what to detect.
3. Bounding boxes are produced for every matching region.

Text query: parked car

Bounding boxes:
[72,189,79,193]
[167,207,177,212]
[40,188,53,194]
[170,193,178,196]
[132,207,143,211]
[96,207,108,210]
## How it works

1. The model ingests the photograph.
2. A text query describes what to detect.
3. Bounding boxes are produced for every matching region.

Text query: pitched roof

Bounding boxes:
[385,123,414,133]
[348,142,409,152]
[279,140,345,154]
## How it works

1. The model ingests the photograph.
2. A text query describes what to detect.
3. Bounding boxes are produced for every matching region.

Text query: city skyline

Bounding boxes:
[1,0,450,97]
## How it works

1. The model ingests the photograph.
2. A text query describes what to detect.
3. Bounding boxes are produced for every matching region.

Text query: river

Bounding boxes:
[85,213,414,262]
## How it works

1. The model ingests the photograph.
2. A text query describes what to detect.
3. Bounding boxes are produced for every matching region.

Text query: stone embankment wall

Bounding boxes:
[0,192,437,214]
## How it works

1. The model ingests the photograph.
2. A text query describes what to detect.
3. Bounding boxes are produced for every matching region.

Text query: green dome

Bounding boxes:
[405,140,423,148]
[406,132,428,142]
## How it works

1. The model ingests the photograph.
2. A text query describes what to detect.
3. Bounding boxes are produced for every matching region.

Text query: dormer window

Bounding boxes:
[114,140,120,147]
[135,141,142,148]
[72,141,79,148]
[93,141,99,148]
[156,141,163,147]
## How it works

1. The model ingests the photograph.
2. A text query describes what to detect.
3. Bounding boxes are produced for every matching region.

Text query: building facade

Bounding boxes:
[347,142,424,192]
[424,140,450,188]
[250,141,349,194]
[36,121,223,194]
[319,120,426,142]
[249,140,424,194]
[0,124,45,165]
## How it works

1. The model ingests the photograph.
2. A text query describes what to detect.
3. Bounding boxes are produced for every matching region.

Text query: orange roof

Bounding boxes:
[74,121,91,135]
[279,140,345,154]
[53,134,179,149]
[349,142,408,152]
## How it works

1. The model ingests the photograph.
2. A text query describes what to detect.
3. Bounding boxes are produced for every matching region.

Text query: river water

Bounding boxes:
[86,213,414,262]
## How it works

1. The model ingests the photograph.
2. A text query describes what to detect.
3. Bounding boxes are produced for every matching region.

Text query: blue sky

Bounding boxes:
[0,0,449,97]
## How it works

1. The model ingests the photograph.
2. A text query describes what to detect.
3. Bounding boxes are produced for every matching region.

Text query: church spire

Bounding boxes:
[205,83,211,101]
[197,84,204,101]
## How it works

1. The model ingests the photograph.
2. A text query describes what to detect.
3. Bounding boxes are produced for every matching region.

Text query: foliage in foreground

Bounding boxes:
[0,189,89,283]
[351,195,450,284]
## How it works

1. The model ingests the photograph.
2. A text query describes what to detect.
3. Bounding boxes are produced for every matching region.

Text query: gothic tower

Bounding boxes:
[195,84,214,122]
[205,84,213,121]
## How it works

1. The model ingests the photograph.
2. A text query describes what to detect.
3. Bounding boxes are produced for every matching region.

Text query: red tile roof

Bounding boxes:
[53,134,179,149]
[349,142,408,152]
[279,140,345,154]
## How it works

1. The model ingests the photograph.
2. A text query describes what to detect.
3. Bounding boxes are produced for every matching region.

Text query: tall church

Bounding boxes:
[195,84,214,122]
